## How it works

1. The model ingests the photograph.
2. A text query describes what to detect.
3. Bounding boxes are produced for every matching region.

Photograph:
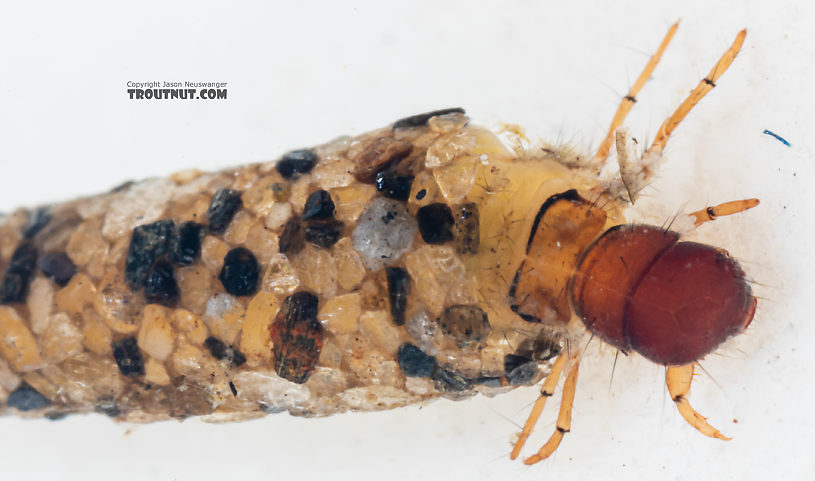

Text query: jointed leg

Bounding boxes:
[612,29,747,203]
[690,198,760,227]
[647,30,747,155]
[510,353,567,460]
[524,359,581,465]
[666,364,731,440]
[594,21,679,164]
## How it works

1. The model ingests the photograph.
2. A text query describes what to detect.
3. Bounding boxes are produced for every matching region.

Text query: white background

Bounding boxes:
[1,1,813,480]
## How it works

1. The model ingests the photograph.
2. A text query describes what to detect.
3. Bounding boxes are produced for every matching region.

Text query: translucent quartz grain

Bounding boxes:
[436,351,482,379]
[81,310,113,355]
[352,197,417,271]
[137,305,176,362]
[288,175,313,214]
[223,210,254,245]
[243,224,279,264]
[359,310,403,356]
[433,155,479,204]
[358,277,388,312]
[27,278,54,334]
[427,112,469,133]
[311,154,356,190]
[0,358,20,392]
[102,178,174,240]
[56,273,96,316]
[204,293,245,345]
[261,254,300,296]
[404,376,435,396]
[331,184,376,224]
[291,245,337,299]
[145,358,171,386]
[318,338,343,367]
[171,343,207,377]
[60,356,123,404]
[408,170,440,208]
[404,245,467,317]
[425,130,476,168]
[232,370,312,413]
[241,292,278,367]
[338,385,409,411]
[39,312,83,363]
[171,193,210,224]
[242,177,281,217]
[479,346,506,377]
[317,293,361,335]
[306,367,349,399]
[0,306,43,372]
[171,309,209,345]
[200,235,230,273]
[177,264,213,315]
[66,220,108,268]
[332,238,366,291]
[265,202,293,231]
[346,343,398,386]
[94,272,142,334]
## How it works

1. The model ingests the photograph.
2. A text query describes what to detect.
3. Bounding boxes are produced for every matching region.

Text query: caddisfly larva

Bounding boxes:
[0,22,757,464]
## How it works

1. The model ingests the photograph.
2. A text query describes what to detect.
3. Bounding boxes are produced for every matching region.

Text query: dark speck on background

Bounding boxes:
[397,343,436,377]
[1,241,38,303]
[22,207,51,239]
[112,337,145,377]
[276,149,318,180]
[7,382,51,411]
[170,221,204,266]
[207,188,243,234]
[218,247,260,296]
[416,203,454,244]
[124,220,174,290]
[38,252,76,287]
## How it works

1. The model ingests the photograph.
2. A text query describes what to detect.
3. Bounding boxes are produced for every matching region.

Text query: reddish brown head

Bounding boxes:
[571,224,756,366]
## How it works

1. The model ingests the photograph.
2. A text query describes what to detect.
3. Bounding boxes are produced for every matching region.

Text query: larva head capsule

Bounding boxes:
[571,224,757,366]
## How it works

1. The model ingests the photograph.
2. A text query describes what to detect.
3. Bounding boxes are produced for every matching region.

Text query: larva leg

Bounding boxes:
[690,198,760,227]
[510,353,567,460]
[524,359,581,465]
[594,21,679,164]
[616,29,747,202]
[647,29,747,155]
[666,364,731,440]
